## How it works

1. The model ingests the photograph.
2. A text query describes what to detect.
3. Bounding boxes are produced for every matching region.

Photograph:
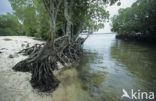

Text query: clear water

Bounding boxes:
[77,33,156,101]
[0,34,156,101]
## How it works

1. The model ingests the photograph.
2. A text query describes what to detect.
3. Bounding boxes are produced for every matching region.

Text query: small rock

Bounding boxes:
[8,53,19,58]
[26,43,30,48]
[8,54,14,58]
[21,43,25,47]
[24,41,28,43]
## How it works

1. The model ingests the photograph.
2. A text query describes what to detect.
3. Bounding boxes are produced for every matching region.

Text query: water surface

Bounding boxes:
[77,33,156,101]
[0,34,156,101]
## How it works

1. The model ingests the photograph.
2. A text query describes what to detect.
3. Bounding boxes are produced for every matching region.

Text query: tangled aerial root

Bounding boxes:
[30,59,60,92]
[12,36,85,93]
[18,43,44,56]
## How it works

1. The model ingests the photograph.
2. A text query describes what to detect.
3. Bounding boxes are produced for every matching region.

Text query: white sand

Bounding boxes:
[0,36,92,101]
[0,36,54,101]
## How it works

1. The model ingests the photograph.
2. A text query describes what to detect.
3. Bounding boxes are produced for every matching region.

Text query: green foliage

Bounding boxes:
[111,0,156,39]
[8,0,50,39]
[33,0,50,39]
[0,0,118,39]
[0,13,22,36]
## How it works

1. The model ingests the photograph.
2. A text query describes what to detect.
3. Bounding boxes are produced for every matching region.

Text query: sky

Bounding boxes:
[0,0,137,33]
[97,0,137,33]
[0,0,13,15]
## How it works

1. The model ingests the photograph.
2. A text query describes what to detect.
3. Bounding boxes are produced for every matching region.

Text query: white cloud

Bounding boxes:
[97,0,137,33]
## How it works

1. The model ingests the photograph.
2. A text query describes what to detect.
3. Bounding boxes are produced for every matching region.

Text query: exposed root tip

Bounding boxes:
[12,60,31,72]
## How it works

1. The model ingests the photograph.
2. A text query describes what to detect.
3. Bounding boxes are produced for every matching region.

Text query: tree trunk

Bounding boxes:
[49,27,55,47]
[12,0,86,93]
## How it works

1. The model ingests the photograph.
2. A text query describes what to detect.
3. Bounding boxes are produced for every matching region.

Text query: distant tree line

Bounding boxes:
[0,0,119,40]
[0,14,22,36]
[111,0,156,42]
[0,0,51,39]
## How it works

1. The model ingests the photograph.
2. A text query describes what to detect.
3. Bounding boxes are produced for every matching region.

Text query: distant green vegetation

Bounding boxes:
[0,14,22,36]
[0,0,51,39]
[1,0,50,40]
[111,0,156,42]
[0,0,120,40]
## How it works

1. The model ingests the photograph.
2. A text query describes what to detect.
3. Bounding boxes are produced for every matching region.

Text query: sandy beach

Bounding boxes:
[0,36,91,101]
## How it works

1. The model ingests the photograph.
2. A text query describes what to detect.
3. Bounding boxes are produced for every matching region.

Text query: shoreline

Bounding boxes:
[0,36,91,101]
[116,34,156,43]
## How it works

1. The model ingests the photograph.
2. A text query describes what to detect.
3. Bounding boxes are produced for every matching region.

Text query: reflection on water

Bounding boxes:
[111,40,156,92]
[1,34,156,101]
[77,34,156,101]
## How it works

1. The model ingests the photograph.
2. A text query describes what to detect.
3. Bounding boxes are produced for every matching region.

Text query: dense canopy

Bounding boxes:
[0,0,119,40]
[111,0,156,41]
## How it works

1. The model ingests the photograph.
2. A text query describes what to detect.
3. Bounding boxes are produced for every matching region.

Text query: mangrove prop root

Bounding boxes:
[18,43,44,56]
[12,36,85,93]
[30,59,60,92]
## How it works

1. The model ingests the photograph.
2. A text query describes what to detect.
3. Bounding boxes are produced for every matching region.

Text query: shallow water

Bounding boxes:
[0,36,93,101]
[0,34,156,101]
[77,33,156,101]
